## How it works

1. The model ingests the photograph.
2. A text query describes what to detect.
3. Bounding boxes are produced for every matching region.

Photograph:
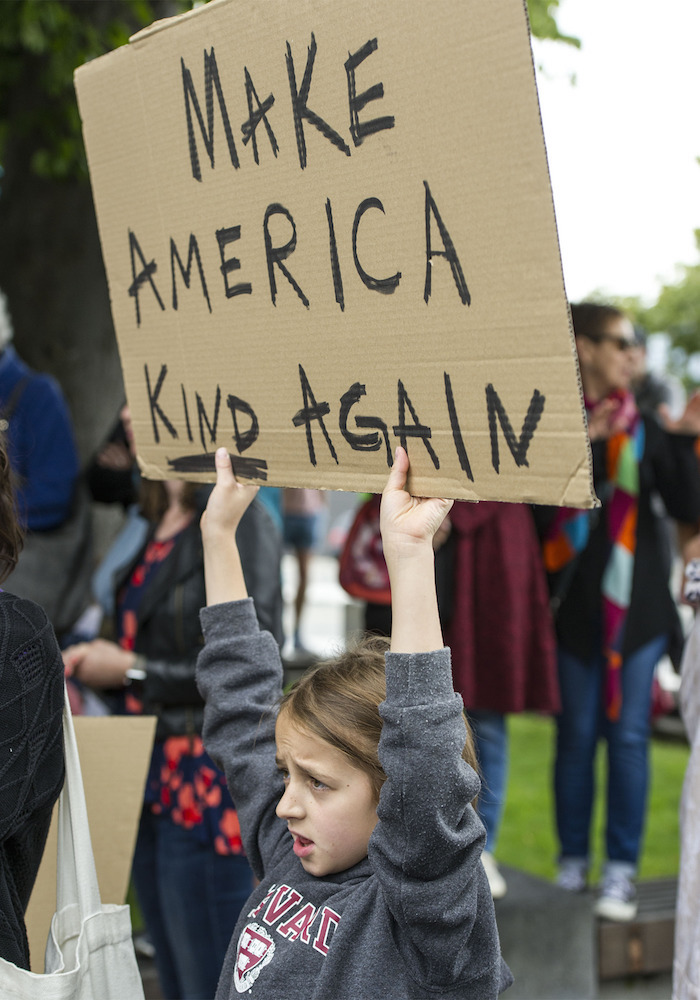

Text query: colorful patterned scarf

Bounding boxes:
[543,390,645,720]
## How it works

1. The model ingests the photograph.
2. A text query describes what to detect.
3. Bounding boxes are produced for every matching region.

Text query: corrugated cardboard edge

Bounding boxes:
[519,0,598,510]
[128,0,229,46]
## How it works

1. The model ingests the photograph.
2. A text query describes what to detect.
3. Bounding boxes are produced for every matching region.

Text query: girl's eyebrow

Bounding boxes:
[275,754,335,784]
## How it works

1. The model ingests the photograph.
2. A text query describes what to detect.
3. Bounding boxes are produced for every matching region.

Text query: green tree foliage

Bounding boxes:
[621,232,700,388]
[0,0,176,180]
[525,0,580,48]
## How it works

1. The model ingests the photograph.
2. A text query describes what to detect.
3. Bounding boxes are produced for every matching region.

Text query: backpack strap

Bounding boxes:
[0,374,33,433]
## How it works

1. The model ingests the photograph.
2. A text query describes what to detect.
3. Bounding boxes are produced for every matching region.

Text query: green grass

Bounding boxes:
[495,713,690,883]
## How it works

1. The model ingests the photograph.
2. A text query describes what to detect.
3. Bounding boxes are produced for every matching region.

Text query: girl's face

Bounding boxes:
[576,315,637,401]
[274,712,379,877]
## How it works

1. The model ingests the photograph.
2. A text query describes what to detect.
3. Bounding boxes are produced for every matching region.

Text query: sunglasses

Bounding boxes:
[585,333,637,352]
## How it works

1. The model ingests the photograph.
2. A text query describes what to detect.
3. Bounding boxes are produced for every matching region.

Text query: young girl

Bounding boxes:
[196,446,513,998]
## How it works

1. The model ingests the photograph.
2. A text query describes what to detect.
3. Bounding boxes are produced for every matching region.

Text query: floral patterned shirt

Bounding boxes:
[117,534,244,856]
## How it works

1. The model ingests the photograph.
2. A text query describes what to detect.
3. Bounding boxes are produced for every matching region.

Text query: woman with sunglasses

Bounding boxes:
[539,301,700,921]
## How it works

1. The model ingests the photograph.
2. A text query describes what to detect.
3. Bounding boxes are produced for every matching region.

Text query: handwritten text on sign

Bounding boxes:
[75,0,593,504]
[126,35,541,481]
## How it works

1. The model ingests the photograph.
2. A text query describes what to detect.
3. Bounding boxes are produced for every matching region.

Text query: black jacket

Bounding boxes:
[111,496,283,741]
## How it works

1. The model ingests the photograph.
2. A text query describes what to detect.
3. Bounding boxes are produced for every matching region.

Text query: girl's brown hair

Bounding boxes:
[278,635,478,801]
[0,435,23,583]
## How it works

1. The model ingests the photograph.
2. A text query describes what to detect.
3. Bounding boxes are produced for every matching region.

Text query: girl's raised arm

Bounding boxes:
[201,447,259,606]
[380,447,453,654]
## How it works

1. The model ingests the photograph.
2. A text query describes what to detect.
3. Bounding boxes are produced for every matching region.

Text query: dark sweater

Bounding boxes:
[0,592,64,969]
[96,495,283,741]
[197,600,512,999]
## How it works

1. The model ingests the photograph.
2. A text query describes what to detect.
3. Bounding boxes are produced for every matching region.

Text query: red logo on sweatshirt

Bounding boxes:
[234,923,275,993]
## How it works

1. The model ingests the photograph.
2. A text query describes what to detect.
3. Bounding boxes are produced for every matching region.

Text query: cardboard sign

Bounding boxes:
[75,0,595,507]
[25,715,156,972]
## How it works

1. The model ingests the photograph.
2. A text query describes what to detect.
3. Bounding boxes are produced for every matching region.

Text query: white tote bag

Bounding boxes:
[0,687,145,999]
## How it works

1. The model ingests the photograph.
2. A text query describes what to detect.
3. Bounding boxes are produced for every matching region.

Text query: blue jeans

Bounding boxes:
[131,808,254,1000]
[469,710,508,853]
[554,634,667,867]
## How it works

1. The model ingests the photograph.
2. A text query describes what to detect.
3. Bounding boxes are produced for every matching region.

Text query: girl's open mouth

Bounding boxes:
[292,834,314,858]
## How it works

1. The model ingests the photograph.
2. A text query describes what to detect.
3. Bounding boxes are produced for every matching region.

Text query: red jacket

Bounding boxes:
[444,501,559,714]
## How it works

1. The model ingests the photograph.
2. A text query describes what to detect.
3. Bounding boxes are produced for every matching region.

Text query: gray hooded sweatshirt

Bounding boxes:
[197,599,513,999]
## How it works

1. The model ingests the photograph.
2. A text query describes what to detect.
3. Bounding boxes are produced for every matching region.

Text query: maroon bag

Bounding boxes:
[338,496,391,605]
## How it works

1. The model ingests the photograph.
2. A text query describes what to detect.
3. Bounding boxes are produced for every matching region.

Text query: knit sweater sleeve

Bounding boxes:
[370,647,512,993]
[196,599,287,880]
[0,594,65,969]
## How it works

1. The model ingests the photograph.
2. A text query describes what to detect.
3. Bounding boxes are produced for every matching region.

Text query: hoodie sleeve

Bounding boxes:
[196,599,288,880]
[370,647,512,994]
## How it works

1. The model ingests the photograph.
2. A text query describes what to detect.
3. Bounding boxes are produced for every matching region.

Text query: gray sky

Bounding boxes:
[533,0,700,305]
